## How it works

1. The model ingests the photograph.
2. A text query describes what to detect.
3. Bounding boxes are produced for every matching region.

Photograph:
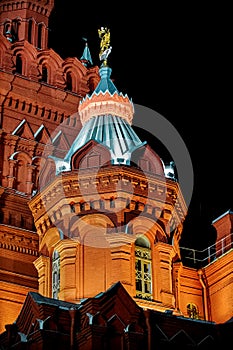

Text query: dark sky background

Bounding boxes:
[48,1,232,250]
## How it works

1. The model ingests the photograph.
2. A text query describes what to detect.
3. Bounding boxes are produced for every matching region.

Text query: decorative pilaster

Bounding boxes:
[26,164,36,194]
[108,234,135,295]
[153,242,176,307]
[55,239,79,302]
[33,255,50,297]
[173,261,183,314]
[7,159,17,188]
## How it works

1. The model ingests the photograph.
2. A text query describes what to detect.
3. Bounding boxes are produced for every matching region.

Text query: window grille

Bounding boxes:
[135,237,152,300]
[52,250,60,299]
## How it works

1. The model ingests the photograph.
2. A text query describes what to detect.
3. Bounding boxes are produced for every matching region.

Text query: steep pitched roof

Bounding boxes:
[0,281,232,349]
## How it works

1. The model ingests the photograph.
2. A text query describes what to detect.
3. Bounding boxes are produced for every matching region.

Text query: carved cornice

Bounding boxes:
[0,224,39,256]
[29,166,187,239]
[0,0,54,16]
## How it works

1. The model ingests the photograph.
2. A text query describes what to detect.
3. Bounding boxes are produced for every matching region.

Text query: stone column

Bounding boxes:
[26,164,35,194]
[7,159,17,188]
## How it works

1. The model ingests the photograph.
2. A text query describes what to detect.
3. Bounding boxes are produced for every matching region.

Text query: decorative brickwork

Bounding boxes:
[0,0,233,345]
[0,0,99,332]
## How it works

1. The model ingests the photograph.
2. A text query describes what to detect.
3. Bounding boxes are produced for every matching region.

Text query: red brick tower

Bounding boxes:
[0,0,99,332]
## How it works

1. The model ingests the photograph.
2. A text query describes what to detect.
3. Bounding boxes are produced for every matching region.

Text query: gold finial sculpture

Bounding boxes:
[98,27,112,66]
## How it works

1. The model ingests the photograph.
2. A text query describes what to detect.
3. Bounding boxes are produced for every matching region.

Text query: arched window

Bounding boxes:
[70,202,75,213]
[135,236,152,300]
[41,65,48,83]
[66,71,73,91]
[12,19,19,41]
[100,199,105,210]
[52,250,60,299]
[4,22,13,42]
[4,22,11,35]
[28,19,33,44]
[110,197,115,208]
[37,23,43,49]
[15,55,22,74]
[80,202,85,211]
[187,303,199,319]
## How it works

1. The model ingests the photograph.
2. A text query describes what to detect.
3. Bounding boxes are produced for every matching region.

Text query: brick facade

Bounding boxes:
[0,1,233,348]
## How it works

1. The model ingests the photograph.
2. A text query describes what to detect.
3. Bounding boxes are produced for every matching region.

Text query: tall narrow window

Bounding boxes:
[66,71,73,91]
[41,65,48,83]
[28,19,33,43]
[15,55,22,74]
[99,199,105,210]
[135,236,152,300]
[37,23,43,49]
[4,22,11,35]
[52,250,60,299]
[12,19,19,41]
[110,197,115,208]
[80,202,85,211]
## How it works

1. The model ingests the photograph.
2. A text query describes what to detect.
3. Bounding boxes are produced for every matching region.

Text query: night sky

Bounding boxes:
[48,1,232,249]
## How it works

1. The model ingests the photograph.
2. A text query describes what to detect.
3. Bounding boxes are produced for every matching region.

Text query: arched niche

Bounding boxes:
[40,227,64,256]
[12,41,37,76]
[37,49,64,86]
[69,213,115,248]
[126,215,167,245]
[9,151,31,193]
[63,57,87,93]
[135,235,151,248]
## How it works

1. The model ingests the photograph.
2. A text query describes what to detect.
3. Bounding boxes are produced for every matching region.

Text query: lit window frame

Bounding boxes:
[52,250,60,299]
[135,237,152,300]
[187,302,199,319]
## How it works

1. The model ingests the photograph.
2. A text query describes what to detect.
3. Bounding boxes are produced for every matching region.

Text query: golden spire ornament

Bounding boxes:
[98,27,112,66]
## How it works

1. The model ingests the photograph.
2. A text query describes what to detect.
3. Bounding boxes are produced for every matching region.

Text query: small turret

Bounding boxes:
[80,38,93,67]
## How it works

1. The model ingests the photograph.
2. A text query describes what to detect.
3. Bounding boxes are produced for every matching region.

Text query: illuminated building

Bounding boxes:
[0,1,232,348]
